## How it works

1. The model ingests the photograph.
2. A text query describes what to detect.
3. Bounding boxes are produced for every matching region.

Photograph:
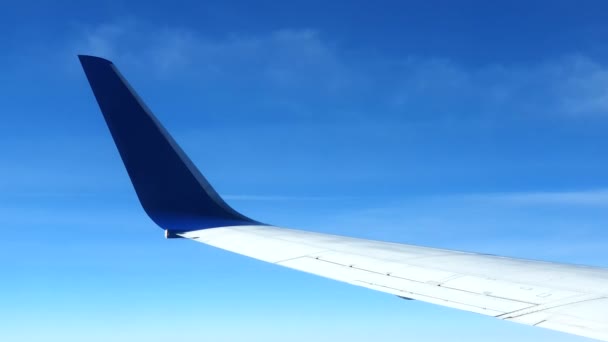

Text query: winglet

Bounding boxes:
[78,55,261,232]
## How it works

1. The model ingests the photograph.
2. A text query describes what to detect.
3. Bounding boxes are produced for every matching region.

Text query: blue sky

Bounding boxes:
[2,1,608,341]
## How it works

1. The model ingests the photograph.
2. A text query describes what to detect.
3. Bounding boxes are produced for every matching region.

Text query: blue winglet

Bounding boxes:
[78,55,261,232]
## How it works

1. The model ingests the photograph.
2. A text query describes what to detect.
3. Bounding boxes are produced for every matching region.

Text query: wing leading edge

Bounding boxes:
[79,55,608,341]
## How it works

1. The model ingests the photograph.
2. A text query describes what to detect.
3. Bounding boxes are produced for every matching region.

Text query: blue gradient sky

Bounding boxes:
[2,1,608,341]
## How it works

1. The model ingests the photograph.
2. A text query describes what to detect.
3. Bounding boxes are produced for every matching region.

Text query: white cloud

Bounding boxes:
[224,194,354,201]
[386,55,608,117]
[470,188,608,206]
[80,21,131,58]
[306,188,608,265]
[70,20,608,118]
[557,56,608,115]
[73,21,347,86]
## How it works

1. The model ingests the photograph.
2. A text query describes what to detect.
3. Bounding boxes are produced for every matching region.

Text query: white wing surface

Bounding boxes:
[181,226,608,341]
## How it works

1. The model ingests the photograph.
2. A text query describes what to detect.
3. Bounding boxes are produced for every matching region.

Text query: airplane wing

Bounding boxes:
[78,55,608,341]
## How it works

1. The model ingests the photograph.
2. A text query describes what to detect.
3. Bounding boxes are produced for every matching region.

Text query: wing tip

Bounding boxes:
[78,54,113,66]
[78,54,262,231]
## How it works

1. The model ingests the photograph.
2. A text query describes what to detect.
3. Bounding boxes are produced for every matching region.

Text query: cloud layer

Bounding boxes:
[72,20,608,119]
